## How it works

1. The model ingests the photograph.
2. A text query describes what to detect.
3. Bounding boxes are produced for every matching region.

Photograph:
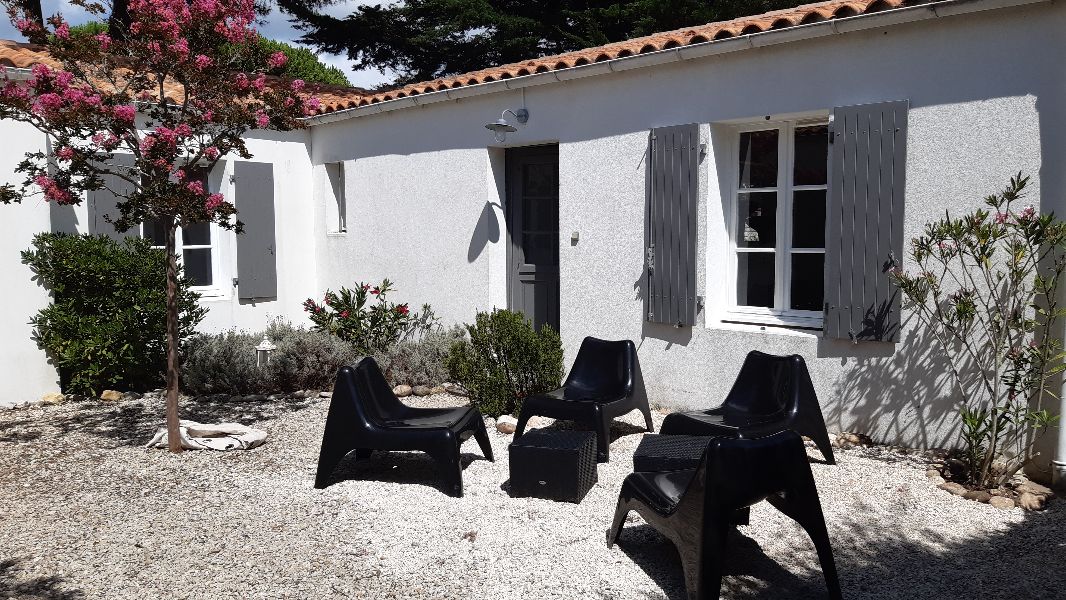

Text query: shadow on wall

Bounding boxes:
[0,558,83,599]
[820,315,962,449]
[616,506,1066,599]
[467,200,501,263]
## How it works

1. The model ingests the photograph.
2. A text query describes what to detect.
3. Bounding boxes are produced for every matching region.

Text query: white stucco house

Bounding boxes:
[1,0,1064,481]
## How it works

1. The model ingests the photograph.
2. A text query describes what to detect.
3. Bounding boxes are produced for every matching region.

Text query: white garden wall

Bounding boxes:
[308,0,1065,467]
[0,122,59,404]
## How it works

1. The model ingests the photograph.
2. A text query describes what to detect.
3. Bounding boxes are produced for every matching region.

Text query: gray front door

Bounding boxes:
[506,145,560,331]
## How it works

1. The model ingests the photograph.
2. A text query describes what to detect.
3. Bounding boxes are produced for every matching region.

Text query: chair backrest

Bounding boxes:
[334,357,407,426]
[699,430,813,511]
[719,351,804,416]
[562,337,636,400]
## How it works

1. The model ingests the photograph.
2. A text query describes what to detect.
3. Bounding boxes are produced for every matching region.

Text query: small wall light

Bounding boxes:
[485,108,529,142]
[255,336,277,367]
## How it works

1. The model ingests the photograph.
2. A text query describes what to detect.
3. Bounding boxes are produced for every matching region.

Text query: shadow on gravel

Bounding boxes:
[532,419,648,444]
[325,448,490,496]
[0,396,318,447]
[614,507,1066,599]
[0,558,83,599]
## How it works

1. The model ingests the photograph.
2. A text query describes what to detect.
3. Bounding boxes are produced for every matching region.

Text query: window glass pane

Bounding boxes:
[793,125,828,186]
[143,218,166,246]
[790,253,825,311]
[792,190,826,249]
[522,233,556,266]
[736,192,776,248]
[737,253,775,308]
[522,162,557,197]
[182,222,211,246]
[738,129,778,189]
[522,195,558,233]
[183,248,212,286]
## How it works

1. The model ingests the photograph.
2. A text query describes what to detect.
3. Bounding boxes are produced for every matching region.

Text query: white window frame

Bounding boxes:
[140,168,227,299]
[725,118,828,329]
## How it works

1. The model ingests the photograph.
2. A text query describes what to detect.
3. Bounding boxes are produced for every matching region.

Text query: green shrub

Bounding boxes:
[375,325,465,386]
[266,321,362,392]
[446,309,563,418]
[303,279,438,355]
[181,321,360,395]
[21,233,205,396]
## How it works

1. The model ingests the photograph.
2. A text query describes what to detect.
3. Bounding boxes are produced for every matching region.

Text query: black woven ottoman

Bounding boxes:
[633,434,718,472]
[509,429,598,503]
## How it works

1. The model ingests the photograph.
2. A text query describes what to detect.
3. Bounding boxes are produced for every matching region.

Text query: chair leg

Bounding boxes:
[768,490,841,600]
[429,443,465,498]
[808,427,836,465]
[473,416,494,462]
[732,507,750,527]
[684,519,729,600]
[606,497,630,548]
[596,412,612,463]
[514,408,532,439]
[314,432,356,489]
[640,403,655,433]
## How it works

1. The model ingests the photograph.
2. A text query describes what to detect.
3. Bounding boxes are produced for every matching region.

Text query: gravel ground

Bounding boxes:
[1,394,1063,599]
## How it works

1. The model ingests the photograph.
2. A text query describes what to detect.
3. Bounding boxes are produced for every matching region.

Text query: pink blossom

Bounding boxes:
[995,212,1008,224]
[255,111,269,128]
[94,33,111,51]
[253,74,266,91]
[1,82,29,101]
[169,39,189,57]
[267,51,288,69]
[205,193,225,212]
[302,97,321,116]
[54,22,70,39]
[56,146,75,161]
[203,109,214,122]
[91,132,120,150]
[194,54,213,70]
[113,105,136,123]
[290,79,305,92]
[175,123,192,137]
[204,146,220,160]
[186,180,205,194]
[1020,206,1036,220]
[54,70,74,88]
[234,73,249,89]
[34,174,72,203]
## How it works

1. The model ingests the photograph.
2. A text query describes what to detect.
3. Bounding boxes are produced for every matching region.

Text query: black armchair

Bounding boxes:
[607,430,841,600]
[314,357,494,497]
[661,351,835,464]
[514,337,654,462]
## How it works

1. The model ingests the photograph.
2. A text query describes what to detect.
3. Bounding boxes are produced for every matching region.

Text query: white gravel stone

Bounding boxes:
[0,395,1061,598]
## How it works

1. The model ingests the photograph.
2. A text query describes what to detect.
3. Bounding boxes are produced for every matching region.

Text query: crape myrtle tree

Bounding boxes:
[0,0,319,452]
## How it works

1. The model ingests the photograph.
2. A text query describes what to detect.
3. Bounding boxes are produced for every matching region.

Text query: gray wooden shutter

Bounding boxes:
[824,100,908,342]
[645,123,699,327]
[234,161,277,300]
[87,153,136,240]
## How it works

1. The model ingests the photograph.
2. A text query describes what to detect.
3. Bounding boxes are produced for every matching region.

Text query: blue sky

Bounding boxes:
[0,0,395,89]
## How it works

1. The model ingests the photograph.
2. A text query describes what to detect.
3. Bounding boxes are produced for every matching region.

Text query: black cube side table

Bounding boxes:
[509,429,598,503]
[633,434,717,472]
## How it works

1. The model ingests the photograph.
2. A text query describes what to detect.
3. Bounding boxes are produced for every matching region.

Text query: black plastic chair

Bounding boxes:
[314,357,494,497]
[607,430,841,600]
[514,337,653,462]
[661,351,835,464]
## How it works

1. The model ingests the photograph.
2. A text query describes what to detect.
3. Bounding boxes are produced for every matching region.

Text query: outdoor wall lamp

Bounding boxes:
[485,108,529,142]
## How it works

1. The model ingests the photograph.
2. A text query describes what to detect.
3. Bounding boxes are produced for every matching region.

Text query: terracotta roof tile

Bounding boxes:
[0,0,919,116]
[310,0,918,115]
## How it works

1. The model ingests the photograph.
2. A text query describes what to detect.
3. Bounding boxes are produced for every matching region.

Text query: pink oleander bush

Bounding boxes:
[303,279,438,355]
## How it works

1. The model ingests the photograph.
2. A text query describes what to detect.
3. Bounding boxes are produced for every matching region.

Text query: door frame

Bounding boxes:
[505,143,560,331]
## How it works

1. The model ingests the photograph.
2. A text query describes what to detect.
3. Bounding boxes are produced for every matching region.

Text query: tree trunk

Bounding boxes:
[108,0,130,41]
[17,0,44,27]
[164,220,183,453]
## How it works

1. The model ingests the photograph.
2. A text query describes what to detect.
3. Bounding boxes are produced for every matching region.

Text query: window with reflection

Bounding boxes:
[142,168,216,288]
[732,122,828,323]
